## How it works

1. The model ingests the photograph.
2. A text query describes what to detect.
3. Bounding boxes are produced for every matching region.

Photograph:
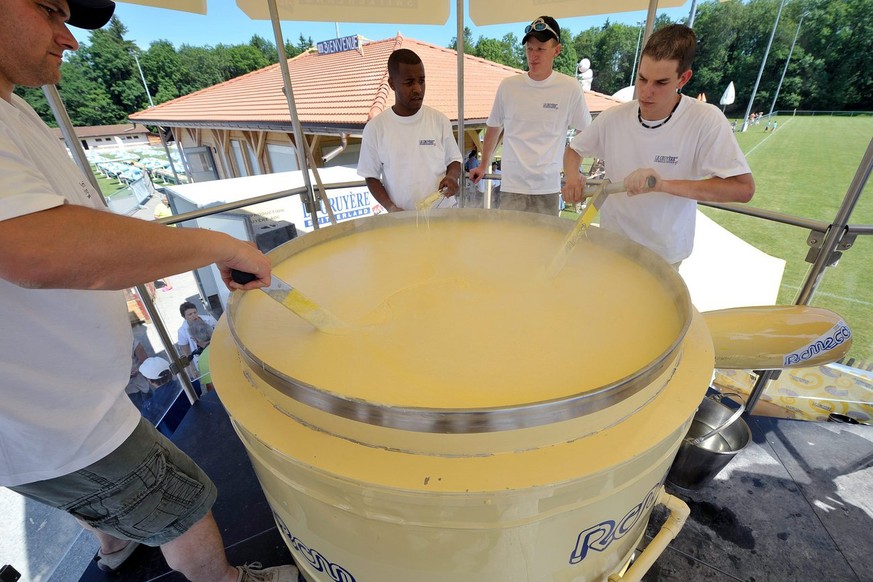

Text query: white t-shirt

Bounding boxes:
[178,313,218,353]
[569,96,751,263]
[486,71,591,195]
[357,105,462,210]
[0,95,140,487]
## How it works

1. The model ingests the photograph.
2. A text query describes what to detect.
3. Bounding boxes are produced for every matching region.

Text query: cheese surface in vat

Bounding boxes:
[232,219,683,409]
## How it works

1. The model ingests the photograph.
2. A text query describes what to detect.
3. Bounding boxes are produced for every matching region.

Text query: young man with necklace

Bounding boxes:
[562,24,754,266]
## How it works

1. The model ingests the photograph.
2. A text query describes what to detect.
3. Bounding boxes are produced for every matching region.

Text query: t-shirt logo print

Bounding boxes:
[419,139,437,146]
[79,179,93,199]
[543,103,559,110]
[653,155,679,165]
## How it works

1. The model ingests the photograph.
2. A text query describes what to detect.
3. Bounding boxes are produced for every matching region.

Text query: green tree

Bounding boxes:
[801,0,873,110]
[249,34,278,63]
[141,40,181,105]
[13,87,53,124]
[288,34,314,57]
[474,33,523,69]
[554,29,580,77]
[58,56,124,125]
[690,0,745,112]
[212,44,270,79]
[177,44,225,95]
[449,26,475,53]
[589,22,641,94]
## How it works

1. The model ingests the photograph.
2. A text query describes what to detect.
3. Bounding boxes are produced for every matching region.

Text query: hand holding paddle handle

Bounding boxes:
[415,186,450,211]
[231,269,349,333]
[231,269,259,285]
[547,176,656,277]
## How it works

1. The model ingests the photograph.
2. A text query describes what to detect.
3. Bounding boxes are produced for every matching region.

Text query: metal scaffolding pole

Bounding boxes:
[767,13,806,119]
[741,0,786,132]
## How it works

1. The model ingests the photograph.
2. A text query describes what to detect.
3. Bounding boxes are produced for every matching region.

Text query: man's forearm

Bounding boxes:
[563,147,583,181]
[0,204,262,290]
[365,177,399,211]
[479,126,502,168]
[663,173,755,203]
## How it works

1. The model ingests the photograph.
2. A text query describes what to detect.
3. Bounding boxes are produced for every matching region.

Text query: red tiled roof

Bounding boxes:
[129,35,621,131]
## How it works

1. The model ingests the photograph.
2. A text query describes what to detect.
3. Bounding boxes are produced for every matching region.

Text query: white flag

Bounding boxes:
[720,82,736,106]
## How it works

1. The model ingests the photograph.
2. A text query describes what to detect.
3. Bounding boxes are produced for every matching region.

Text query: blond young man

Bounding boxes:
[470,16,591,215]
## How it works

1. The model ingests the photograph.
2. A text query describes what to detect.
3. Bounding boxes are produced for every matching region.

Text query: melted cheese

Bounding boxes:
[233,219,681,409]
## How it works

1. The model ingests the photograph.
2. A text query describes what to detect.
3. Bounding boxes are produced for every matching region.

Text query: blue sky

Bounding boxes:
[70,2,697,51]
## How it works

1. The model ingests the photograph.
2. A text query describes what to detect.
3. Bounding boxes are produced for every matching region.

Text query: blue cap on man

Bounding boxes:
[67,0,116,30]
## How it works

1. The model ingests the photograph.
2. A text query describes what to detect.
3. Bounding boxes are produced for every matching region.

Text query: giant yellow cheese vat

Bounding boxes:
[212,210,714,581]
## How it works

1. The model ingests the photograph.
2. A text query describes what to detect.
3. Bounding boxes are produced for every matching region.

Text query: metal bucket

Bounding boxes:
[667,393,752,490]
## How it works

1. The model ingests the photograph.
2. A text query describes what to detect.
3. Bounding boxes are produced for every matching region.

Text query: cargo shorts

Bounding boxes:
[10,417,217,546]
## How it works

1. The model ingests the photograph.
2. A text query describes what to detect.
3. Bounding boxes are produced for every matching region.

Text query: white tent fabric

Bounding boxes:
[679,211,785,312]
[469,0,685,26]
[115,0,682,27]
[612,86,636,102]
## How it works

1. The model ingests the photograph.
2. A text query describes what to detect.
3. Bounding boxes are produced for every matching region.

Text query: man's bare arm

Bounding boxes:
[0,204,271,290]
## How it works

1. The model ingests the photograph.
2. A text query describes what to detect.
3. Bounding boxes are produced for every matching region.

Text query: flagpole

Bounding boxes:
[768,12,807,119]
[740,0,786,131]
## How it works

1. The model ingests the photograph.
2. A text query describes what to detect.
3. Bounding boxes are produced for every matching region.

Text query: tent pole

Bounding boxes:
[643,0,658,48]
[456,0,466,208]
[43,84,103,200]
[43,85,201,402]
[267,0,322,229]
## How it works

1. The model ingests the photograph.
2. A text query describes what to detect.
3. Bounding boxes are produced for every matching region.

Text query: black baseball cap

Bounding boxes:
[522,16,561,44]
[67,0,116,30]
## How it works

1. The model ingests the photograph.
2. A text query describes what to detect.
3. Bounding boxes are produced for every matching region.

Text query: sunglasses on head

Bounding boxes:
[525,18,559,41]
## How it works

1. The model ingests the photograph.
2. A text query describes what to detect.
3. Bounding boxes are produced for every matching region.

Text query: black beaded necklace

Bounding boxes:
[637,97,681,129]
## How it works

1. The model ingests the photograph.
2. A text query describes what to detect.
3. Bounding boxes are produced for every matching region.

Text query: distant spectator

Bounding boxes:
[464,147,480,172]
[153,194,172,221]
[177,301,217,358]
[188,319,214,391]
[131,357,183,426]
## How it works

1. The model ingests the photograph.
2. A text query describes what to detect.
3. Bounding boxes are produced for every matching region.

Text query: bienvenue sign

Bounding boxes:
[317,35,360,55]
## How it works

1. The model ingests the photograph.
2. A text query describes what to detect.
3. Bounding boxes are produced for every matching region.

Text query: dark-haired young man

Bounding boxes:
[470,16,591,215]
[563,24,754,266]
[357,48,462,211]
[0,1,296,580]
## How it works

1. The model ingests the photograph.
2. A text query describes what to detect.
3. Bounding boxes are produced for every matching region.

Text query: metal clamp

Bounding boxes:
[805,227,856,266]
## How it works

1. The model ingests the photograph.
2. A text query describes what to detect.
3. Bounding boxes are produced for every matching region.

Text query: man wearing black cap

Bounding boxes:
[0,2,297,581]
[469,15,591,215]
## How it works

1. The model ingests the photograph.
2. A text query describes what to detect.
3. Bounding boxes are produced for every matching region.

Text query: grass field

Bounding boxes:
[94,168,128,198]
[704,115,873,364]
